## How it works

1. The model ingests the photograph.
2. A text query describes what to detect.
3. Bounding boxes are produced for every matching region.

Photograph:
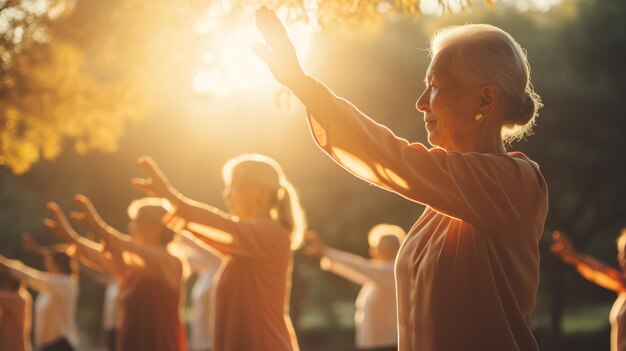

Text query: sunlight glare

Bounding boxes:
[193,22,314,96]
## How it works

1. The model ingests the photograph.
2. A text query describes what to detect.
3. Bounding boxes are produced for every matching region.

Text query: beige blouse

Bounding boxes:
[295,77,548,351]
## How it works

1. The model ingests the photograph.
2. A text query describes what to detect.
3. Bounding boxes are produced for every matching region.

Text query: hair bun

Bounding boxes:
[509,90,542,126]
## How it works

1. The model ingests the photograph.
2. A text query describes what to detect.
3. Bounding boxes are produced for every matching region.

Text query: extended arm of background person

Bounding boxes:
[21,232,49,257]
[132,156,239,235]
[304,231,392,287]
[133,156,289,259]
[253,7,545,229]
[70,195,181,286]
[44,202,124,277]
[551,230,626,293]
[0,255,58,292]
[169,230,222,273]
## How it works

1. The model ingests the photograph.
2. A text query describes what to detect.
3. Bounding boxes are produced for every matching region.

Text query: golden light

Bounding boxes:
[192,20,314,96]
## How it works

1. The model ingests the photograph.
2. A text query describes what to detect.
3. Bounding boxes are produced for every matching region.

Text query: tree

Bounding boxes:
[0,0,494,175]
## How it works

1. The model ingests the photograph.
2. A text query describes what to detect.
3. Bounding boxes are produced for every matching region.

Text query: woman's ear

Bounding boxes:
[479,83,499,115]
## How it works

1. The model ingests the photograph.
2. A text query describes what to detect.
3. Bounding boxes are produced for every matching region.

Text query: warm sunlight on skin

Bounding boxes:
[187,222,234,244]
[193,22,314,96]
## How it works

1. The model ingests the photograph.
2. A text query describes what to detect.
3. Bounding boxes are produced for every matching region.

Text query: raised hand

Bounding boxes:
[70,194,105,231]
[21,232,48,256]
[43,202,80,242]
[302,230,326,257]
[132,156,179,204]
[551,230,580,265]
[253,6,306,87]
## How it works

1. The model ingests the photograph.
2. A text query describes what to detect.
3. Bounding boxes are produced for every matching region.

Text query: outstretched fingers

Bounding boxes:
[44,202,74,240]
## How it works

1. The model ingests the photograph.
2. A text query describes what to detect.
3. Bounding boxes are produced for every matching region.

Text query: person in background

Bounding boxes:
[133,154,305,351]
[170,230,221,351]
[44,195,187,351]
[0,264,33,351]
[304,224,405,351]
[551,229,626,351]
[254,7,548,350]
[0,247,78,351]
[23,231,121,351]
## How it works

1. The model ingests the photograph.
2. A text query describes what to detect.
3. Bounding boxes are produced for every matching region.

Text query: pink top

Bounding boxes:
[76,237,186,351]
[177,215,299,351]
[0,288,32,351]
[295,78,548,351]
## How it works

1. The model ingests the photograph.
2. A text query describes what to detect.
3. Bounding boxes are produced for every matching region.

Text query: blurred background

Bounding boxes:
[1,0,625,349]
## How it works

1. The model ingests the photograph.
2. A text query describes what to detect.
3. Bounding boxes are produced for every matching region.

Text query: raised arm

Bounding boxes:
[21,232,49,257]
[551,231,626,293]
[254,8,546,228]
[0,255,59,292]
[133,156,288,258]
[169,230,222,272]
[304,231,393,287]
[69,195,181,286]
[44,202,124,277]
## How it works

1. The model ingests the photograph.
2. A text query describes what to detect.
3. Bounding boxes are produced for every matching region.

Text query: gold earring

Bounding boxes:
[475,112,485,122]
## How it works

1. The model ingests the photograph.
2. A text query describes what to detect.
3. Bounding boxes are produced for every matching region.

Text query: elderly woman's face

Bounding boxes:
[416,50,482,151]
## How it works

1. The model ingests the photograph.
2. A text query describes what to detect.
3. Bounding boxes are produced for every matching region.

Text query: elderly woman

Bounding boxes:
[305,224,405,351]
[44,196,187,351]
[254,7,548,351]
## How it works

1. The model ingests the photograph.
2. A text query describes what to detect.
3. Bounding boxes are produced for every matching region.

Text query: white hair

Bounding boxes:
[431,24,543,143]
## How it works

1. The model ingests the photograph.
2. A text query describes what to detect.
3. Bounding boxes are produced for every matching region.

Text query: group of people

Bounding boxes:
[11,4,623,351]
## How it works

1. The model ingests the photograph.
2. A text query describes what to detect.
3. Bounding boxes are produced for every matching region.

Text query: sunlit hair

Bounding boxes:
[127,197,176,246]
[49,247,78,276]
[222,154,307,250]
[430,24,543,143]
[367,223,406,248]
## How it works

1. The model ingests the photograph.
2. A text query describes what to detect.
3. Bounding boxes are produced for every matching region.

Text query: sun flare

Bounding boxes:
[192,22,314,96]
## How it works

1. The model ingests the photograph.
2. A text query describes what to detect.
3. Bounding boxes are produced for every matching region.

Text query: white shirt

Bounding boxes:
[170,231,221,350]
[2,259,79,349]
[610,292,626,351]
[102,282,121,330]
[321,248,397,349]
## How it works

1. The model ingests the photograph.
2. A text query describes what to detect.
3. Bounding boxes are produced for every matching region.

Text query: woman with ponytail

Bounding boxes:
[133,154,305,351]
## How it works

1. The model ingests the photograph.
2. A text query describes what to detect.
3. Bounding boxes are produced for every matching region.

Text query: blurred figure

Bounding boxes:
[133,154,305,351]
[170,230,221,351]
[304,224,405,351]
[551,230,626,351]
[44,196,187,351]
[0,265,33,351]
[23,231,121,351]
[255,7,548,350]
[0,248,78,351]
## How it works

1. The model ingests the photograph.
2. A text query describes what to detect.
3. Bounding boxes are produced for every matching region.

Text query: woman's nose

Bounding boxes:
[416,88,430,112]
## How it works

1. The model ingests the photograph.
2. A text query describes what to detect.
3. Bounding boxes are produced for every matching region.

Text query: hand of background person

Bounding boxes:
[132,156,180,205]
[551,230,580,265]
[70,195,105,231]
[43,202,80,243]
[303,230,327,258]
[21,232,47,256]
[253,6,306,88]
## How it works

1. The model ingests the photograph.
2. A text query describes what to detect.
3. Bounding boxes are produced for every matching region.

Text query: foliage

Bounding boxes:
[0,0,494,174]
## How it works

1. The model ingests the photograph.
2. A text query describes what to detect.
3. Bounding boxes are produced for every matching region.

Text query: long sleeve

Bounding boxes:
[104,234,182,288]
[292,78,547,228]
[169,230,221,273]
[321,248,395,288]
[173,207,289,259]
[73,237,124,278]
[1,258,67,293]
